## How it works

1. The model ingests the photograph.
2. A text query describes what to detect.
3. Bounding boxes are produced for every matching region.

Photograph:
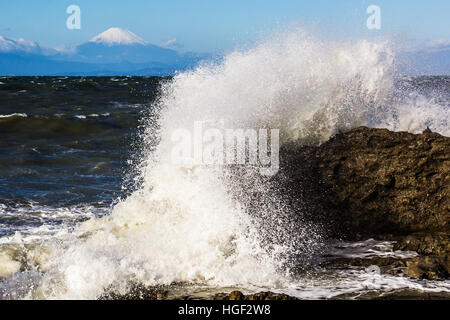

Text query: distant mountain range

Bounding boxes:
[0,28,211,76]
[0,28,448,76]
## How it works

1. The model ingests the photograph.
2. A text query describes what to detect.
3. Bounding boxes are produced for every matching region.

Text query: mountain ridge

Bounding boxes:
[0,28,210,75]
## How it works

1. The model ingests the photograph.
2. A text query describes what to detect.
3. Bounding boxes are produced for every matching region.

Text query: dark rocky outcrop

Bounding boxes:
[213,290,297,300]
[99,283,169,300]
[280,126,449,280]
[314,127,448,237]
[393,232,449,255]
[323,255,449,280]
[281,126,449,239]
[401,255,449,280]
[100,285,297,300]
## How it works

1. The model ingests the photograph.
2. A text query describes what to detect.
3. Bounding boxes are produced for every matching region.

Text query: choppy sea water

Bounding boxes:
[0,76,163,237]
[0,35,449,300]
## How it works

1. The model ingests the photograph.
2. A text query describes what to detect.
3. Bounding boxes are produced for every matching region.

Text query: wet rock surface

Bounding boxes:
[324,255,449,280]
[393,233,449,255]
[100,285,298,300]
[401,255,449,280]
[213,290,297,300]
[281,126,449,239]
[99,283,169,300]
[281,126,449,281]
[372,289,450,300]
[314,127,449,237]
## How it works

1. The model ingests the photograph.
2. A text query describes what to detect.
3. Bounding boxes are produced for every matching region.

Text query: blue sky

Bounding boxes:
[0,0,449,53]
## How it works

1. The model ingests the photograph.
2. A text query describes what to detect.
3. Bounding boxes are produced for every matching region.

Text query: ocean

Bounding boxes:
[0,76,163,236]
[0,35,449,299]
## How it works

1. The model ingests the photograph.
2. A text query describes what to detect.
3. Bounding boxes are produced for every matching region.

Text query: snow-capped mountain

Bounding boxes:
[74,27,181,64]
[0,35,41,54]
[0,28,209,75]
[89,28,148,46]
